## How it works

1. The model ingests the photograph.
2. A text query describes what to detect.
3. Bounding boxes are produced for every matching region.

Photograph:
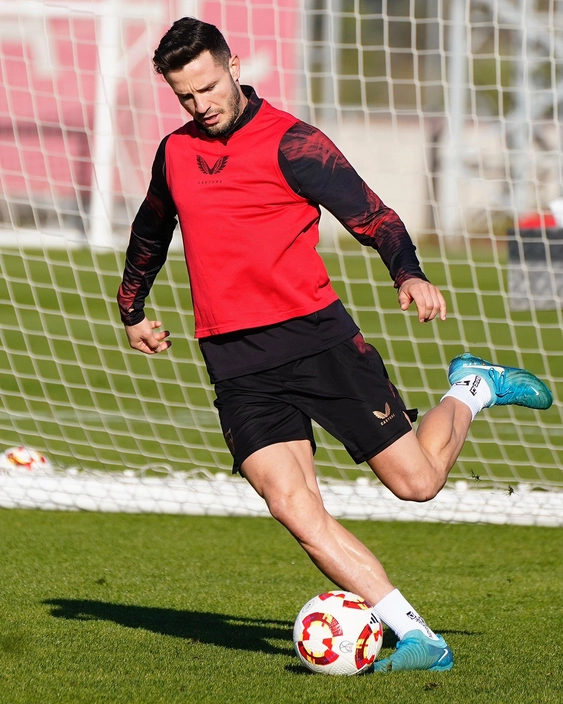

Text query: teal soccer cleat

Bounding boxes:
[448,353,553,410]
[371,630,453,673]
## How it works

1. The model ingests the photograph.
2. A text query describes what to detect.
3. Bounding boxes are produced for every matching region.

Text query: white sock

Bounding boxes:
[372,589,439,641]
[441,374,492,420]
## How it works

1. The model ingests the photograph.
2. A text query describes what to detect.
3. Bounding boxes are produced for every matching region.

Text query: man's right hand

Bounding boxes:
[124,318,171,354]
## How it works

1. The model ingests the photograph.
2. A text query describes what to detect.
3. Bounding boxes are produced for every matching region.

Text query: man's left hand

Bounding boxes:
[398,278,447,322]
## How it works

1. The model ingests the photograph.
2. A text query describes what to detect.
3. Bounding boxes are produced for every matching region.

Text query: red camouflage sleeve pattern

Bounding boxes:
[278,121,428,288]
[117,137,178,325]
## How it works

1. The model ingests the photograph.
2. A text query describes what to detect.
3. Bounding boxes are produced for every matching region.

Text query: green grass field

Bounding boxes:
[0,509,561,704]
[0,244,562,702]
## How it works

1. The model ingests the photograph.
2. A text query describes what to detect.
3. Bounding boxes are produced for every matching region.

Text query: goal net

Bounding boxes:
[0,0,562,525]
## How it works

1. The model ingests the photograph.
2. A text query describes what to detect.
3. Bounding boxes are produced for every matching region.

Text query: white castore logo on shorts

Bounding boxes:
[373,403,395,425]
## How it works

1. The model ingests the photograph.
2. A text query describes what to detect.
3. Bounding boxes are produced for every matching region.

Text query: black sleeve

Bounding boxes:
[117,137,178,325]
[278,122,428,288]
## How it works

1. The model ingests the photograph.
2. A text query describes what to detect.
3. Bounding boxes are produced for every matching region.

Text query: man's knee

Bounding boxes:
[391,477,443,503]
[266,487,326,540]
[368,456,445,501]
[266,487,319,522]
[367,435,447,502]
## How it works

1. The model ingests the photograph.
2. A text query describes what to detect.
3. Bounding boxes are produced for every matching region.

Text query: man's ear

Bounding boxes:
[229,55,241,82]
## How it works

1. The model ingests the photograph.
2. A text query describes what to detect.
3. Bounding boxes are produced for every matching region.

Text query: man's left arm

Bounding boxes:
[278,122,446,322]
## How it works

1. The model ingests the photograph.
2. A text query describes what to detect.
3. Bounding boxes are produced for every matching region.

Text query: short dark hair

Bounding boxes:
[153,17,231,75]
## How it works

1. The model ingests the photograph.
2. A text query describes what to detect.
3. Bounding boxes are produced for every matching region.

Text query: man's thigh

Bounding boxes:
[240,439,320,504]
[282,335,414,464]
[366,429,436,501]
[214,371,315,473]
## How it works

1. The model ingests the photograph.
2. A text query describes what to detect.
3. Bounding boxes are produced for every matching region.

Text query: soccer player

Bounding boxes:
[117,17,552,673]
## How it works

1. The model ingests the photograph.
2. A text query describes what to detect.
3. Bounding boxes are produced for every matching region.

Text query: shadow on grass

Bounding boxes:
[43,598,293,655]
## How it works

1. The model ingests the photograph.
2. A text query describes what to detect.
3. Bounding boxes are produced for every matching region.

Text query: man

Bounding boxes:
[117,17,552,672]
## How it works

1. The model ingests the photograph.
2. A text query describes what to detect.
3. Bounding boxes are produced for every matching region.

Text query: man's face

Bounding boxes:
[165,50,246,137]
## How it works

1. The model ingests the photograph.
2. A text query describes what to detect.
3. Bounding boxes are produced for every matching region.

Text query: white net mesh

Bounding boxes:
[0,0,562,523]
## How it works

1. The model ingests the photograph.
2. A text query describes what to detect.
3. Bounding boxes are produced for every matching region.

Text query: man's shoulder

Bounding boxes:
[278,118,340,157]
[160,122,202,155]
[257,103,331,151]
[168,121,198,138]
[258,99,302,127]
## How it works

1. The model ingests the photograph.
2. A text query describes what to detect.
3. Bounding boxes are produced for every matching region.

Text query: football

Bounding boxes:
[0,446,52,473]
[293,590,383,675]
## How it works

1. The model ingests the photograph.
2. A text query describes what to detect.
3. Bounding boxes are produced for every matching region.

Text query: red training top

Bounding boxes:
[165,99,338,338]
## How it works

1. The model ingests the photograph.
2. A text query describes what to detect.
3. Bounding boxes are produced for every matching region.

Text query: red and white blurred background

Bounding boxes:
[0,0,302,247]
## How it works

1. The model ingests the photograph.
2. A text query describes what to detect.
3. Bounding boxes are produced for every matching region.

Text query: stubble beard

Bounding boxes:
[200,79,243,138]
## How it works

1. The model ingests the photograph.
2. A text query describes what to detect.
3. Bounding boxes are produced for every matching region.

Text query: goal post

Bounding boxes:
[0,0,562,525]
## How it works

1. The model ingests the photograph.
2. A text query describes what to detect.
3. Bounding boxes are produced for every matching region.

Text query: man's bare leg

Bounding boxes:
[241,439,395,605]
[368,397,472,502]
[240,399,471,599]
[372,353,553,502]
[240,438,451,671]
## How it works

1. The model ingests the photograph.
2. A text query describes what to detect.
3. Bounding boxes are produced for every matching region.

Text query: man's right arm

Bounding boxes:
[117,137,178,329]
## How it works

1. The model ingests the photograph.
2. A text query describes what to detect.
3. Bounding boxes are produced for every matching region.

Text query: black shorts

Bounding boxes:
[213,334,415,473]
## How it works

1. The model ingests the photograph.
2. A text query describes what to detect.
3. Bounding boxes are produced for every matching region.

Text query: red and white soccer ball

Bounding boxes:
[0,446,52,473]
[293,590,383,675]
